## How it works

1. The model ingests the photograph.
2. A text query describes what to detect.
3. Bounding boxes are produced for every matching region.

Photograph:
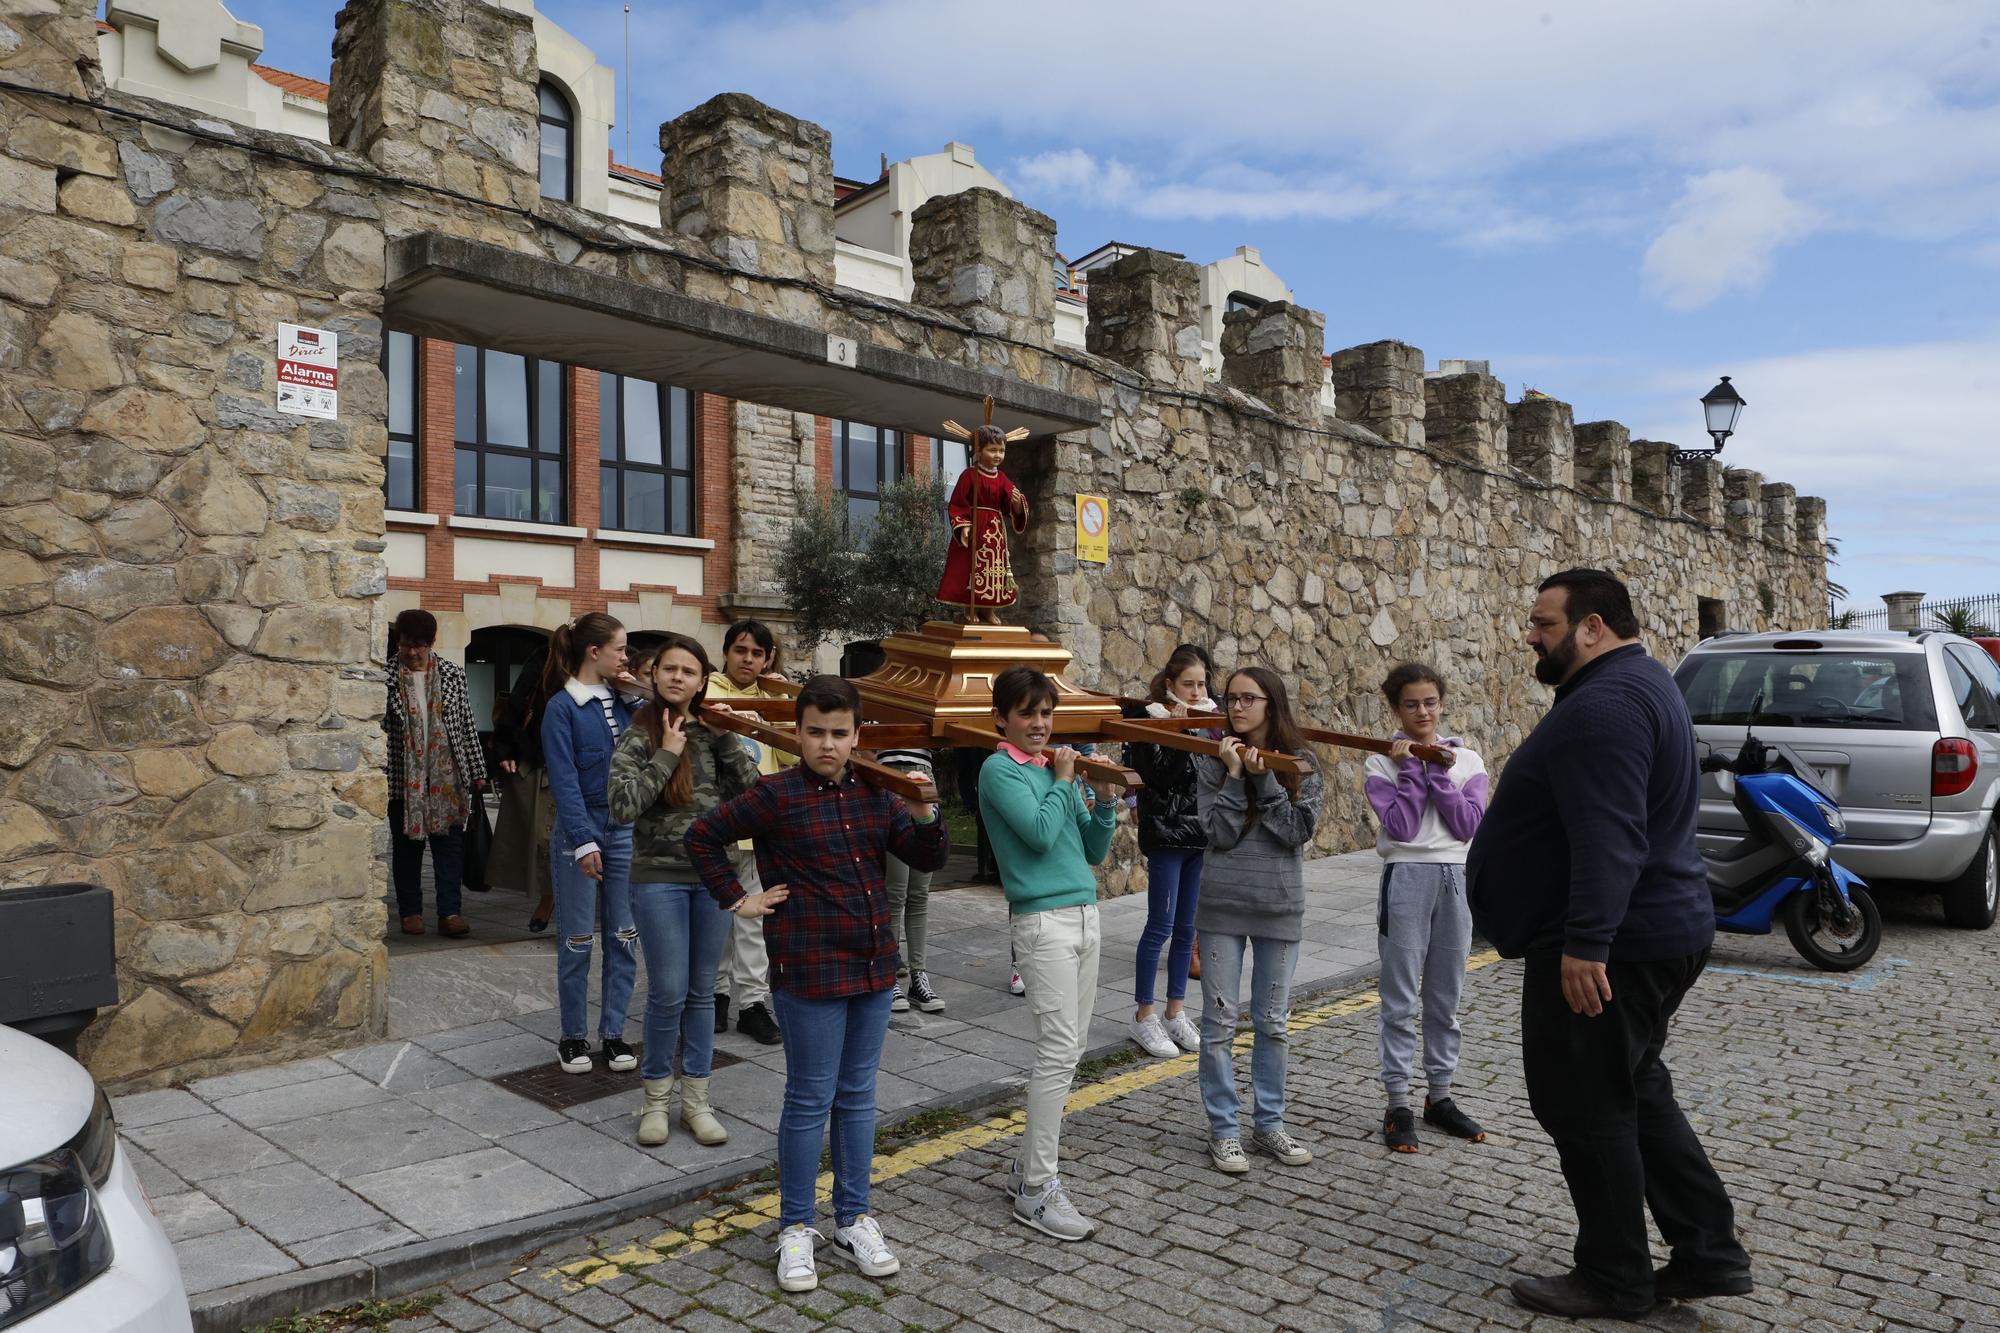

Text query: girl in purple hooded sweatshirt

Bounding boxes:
[1364,663,1489,1153]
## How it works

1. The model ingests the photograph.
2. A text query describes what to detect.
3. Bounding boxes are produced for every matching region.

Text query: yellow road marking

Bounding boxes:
[553,950,1505,1288]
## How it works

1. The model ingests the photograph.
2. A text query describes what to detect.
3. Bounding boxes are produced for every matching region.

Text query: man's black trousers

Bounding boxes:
[1521,947,1750,1303]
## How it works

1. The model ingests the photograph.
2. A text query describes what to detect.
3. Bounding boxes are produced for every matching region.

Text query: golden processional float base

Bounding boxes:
[696,621,1448,804]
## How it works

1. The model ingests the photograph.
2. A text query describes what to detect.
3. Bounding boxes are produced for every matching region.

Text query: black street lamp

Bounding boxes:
[1675,376,1746,463]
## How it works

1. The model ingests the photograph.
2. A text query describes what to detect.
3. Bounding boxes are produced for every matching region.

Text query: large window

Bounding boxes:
[538,81,572,203]
[835,420,900,541]
[384,330,418,510]
[929,433,967,525]
[598,372,696,536]
[453,344,565,523]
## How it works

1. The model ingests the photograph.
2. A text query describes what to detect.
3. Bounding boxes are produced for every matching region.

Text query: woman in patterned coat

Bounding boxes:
[383,608,489,938]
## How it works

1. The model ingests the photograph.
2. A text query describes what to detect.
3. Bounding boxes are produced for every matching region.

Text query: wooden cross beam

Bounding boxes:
[698,705,939,803]
[1095,718,1308,775]
[941,723,1144,789]
[1112,698,1455,765]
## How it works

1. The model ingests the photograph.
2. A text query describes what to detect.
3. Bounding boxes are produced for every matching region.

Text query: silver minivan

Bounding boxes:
[1674,629,2000,930]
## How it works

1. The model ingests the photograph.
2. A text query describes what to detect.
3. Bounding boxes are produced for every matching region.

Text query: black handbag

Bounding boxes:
[463,802,494,892]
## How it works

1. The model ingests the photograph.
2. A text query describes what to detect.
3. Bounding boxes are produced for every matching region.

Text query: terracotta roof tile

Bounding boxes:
[253,63,330,101]
[608,150,661,185]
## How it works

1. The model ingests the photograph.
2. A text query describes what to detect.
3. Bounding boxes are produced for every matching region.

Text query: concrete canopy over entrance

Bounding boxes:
[385,234,1102,442]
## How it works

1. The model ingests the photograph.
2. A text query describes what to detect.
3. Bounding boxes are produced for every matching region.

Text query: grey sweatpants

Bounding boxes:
[1377,861,1472,1102]
[886,852,932,973]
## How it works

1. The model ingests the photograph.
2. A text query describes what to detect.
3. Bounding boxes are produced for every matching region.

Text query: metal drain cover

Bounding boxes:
[491,1046,742,1111]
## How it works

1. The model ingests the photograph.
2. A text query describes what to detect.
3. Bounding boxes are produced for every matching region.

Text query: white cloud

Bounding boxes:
[1641,168,1818,309]
[1009,150,1391,225]
[571,0,2000,288]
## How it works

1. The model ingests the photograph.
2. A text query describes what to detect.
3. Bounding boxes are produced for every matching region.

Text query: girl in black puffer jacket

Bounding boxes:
[1123,646,1218,1058]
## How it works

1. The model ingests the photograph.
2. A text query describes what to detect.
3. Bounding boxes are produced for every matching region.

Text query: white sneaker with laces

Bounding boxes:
[1130,1014,1178,1059]
[1008,969,1026,996]
[1164,1013,1201,1051]
[775,1224,822,1292]
[889,984,909,1013]
[1012,1175,1095,1241]
[831,1214,900,1278]
[1210,1136,1250,1174]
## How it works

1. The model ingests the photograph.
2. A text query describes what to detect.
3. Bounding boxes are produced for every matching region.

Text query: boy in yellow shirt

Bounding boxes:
[705,619,787,1044]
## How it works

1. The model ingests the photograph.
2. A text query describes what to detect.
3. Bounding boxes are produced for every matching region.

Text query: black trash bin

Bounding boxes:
[0,883,120,1058]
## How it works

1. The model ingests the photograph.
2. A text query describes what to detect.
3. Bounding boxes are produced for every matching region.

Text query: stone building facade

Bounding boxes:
[0,0,1825,1083]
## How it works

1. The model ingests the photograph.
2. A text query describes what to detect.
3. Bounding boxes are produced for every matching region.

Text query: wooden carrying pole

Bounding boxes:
[1112,699,1454,765]
[698,706,939,803]
[941,723,1144,789]
[1095,718,1307,775]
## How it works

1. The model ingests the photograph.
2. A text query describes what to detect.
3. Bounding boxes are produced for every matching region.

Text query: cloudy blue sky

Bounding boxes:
[231,1,2000,613]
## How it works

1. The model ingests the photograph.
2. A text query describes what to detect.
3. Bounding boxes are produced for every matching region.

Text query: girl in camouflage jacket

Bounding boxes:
[609,634,762,1149]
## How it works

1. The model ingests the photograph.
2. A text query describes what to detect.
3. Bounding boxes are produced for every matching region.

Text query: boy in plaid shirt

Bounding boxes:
[687,675,948,1295]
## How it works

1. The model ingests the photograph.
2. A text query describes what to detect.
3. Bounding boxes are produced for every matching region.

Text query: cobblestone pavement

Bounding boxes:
[323,894,2000,1333]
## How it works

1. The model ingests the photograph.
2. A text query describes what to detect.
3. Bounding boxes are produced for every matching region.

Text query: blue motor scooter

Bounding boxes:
[1700,727,1882,972]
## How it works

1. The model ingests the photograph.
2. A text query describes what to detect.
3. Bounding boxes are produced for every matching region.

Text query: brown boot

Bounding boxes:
[401,915,425,935]
[440,915,471,938]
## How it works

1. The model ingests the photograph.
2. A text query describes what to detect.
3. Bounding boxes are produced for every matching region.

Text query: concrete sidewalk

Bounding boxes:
[128,852,1385,1331]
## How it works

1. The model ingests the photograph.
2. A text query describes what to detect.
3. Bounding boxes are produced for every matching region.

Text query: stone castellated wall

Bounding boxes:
[1012,255,1827,894]
[0,0,1826,1079]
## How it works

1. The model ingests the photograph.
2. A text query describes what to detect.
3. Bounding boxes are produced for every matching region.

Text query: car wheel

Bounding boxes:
[1940,821,1999,930]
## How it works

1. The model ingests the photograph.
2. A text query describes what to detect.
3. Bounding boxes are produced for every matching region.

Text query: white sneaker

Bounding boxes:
[1008,969,1026,996]
[831,1214,900,1278]
[1210,1136,1250,1174]
[1012,1175,1095,1241]
[775,1224,822,1292]
[1164,1013,1201,1051]
[1130,1014,1178,1059]
[889,984,909,1013]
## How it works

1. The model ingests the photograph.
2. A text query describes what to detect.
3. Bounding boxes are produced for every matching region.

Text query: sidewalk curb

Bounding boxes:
[192,957,1381,1332]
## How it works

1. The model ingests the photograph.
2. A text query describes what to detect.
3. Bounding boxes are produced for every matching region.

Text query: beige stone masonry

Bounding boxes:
[909,186,1058,353]
[1507,396,1575,489]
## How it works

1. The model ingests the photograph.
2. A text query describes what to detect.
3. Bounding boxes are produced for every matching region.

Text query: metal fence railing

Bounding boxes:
[1841,592,2000,633]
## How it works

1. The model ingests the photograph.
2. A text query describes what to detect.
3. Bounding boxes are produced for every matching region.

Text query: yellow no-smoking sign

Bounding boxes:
[1075,494,1109,564]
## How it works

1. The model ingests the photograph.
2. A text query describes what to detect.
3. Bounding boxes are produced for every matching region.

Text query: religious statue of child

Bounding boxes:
[935,396,1031,625]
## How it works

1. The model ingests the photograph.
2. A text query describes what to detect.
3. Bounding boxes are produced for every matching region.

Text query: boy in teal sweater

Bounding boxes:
[980,665,1119,1241]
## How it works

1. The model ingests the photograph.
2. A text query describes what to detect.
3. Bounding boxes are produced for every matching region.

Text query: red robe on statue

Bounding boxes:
[937,466,1028,610]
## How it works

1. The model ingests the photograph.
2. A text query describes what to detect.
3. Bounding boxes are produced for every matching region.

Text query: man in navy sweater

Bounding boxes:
[1469,569,1752,1319]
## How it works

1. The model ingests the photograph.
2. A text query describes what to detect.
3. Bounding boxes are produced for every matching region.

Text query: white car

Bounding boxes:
[1,1024,193,1332]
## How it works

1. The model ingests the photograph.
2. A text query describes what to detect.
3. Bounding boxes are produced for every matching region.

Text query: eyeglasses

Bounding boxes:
[1223,693,1267,707]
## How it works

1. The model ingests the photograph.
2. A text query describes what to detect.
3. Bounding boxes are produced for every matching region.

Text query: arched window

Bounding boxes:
[538,80,573,202]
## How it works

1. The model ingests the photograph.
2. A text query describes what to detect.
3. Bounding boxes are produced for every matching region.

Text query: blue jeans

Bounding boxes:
[1197,933,1299,1139]
[387,799,463,921]
[772,987,895,1228]
[1135,848,1202,1006]
[631,880,732,1080]
[551,827,636,1043]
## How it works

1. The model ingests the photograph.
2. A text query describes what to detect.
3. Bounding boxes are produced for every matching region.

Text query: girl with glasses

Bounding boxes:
[1364,662,1489,1152]
[1193,666,1324,1176]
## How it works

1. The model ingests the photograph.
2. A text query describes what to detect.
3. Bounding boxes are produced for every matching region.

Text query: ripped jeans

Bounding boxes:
[552,826,637,1044]
[1197,933,1299,1140]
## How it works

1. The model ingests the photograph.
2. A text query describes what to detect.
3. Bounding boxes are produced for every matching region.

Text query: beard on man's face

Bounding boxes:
[1533,624,1578,686]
